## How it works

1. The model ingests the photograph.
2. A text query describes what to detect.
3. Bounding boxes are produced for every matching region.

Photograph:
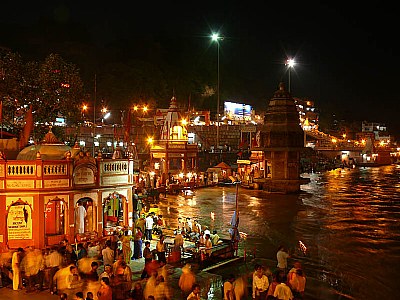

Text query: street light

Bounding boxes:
[286,58,295,93]
[211,32,223,150]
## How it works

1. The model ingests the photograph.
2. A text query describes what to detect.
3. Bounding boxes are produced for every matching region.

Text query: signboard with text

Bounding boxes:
[7,202,32,240]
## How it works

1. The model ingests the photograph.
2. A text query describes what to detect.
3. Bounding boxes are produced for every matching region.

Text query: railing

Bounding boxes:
[6,164,36,176]
[100,160,129,175]
[43,164,68,175]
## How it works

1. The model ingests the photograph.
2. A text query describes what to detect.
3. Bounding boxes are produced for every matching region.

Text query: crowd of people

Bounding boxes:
[0,186,306,300]
[221,256,306,300]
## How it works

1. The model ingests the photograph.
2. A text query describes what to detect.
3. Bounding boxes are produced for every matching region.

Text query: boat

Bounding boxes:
[172,183,242,270]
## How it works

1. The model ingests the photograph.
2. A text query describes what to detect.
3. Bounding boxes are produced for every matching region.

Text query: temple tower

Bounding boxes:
[149,96,198,183]
[253,82,307,193]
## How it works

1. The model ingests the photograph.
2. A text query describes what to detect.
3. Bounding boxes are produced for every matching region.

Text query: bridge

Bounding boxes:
[305,129,365,152]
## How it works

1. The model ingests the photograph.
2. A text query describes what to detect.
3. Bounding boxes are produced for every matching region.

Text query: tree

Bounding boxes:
[33,53,84,140]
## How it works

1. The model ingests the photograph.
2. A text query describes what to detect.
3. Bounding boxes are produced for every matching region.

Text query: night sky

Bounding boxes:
[1,1,399,137]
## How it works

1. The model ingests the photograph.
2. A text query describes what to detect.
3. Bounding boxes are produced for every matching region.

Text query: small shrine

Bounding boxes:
[149,96,198,183]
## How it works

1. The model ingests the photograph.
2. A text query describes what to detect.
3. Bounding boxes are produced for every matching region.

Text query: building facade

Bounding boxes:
[0,131,135,251]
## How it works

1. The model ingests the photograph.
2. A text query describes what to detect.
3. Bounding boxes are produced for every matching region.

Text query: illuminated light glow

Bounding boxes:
[361,139,366,145]
[178,173,184,178]
[95,134,101,139]
[211,33,220,41]
[286,58,295,68]
[211,212,215,220]
[133,105,139,111]
[79,140,86,146]
[299,240,307,255]
[147,137,153,144]
[119,141,123,147]
[331,138,337,143]
[94,141,99,147]
[181,119,188,125]
[103,112,111,119]
[106,141,112,147]
[143,106,148,112]
[82,104,88,111]
[150,171,155,176]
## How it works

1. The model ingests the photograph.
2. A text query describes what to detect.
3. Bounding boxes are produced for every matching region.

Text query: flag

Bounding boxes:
[123,110,131,143]
[113,125,119,141]
[19,106,34,149]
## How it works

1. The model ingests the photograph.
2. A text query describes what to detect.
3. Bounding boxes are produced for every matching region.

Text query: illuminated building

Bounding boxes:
[0,129,135,250]
[149,96,198,183]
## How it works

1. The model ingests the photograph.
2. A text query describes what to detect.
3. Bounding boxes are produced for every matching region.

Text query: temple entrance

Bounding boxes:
[74,197,97,242]
[74,197,96,234]
[103,193,127,235]
[45,197,66,245]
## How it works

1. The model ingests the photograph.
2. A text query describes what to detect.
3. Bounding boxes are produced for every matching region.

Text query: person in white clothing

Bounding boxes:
[252,265,269,300]
[145,214,154,240]
[12,248,23,290]
[274,275,294,300]
[75,202,87,234]
[276,245,290,271]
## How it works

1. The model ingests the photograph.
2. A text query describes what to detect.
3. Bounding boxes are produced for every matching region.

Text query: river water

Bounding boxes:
[154,165,400,300]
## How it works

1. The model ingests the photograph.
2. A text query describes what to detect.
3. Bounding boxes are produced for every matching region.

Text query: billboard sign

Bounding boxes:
[224,101,252,121]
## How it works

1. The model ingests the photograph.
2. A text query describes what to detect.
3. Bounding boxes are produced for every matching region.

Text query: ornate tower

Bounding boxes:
[149,96,197,183]
[256,82,307,193]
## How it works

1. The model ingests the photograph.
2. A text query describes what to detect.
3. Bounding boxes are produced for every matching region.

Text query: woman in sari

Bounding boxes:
[121,230,133,264]
[133,227,143,259]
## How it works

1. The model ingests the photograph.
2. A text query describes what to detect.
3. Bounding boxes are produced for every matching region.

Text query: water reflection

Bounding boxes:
[155,165,400,300]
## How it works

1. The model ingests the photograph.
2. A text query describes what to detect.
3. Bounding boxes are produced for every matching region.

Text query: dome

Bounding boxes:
[16,128,75,160]
[17,144,72,160]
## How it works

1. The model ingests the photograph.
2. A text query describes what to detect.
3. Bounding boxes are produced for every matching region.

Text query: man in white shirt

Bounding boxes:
[75,202,87,234]
[274,275,294,300]
[276,245,290,271]
[145,214,154,240]
[252,266,269,299]
[102,240,115,266]
[12,248,23,290]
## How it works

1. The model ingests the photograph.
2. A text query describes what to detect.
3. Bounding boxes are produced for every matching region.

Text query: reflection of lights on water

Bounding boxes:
[167,207,170,214]
[188,199,197,206]
[239,231,247,240]
[299,240,307,255]
[222,190,226,202]
[211,212,215,220]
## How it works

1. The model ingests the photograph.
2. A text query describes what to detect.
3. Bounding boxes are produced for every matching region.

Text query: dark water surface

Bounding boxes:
[155,165,400,300]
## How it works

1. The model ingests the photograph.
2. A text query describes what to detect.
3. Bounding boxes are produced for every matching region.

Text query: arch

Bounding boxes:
[44,196,67,245]
[75,197,96,235]
[102,192,128,235]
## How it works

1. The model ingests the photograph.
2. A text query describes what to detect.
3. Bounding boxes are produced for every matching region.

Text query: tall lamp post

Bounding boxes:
[211,32,223,151]
[286,58,295,93]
